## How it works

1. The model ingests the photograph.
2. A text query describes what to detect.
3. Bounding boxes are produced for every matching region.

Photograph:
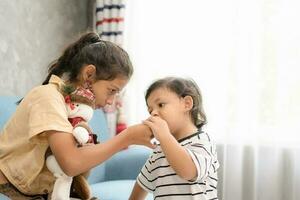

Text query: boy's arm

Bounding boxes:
[129,181,148,200]
[157,133,198,181]
[143,116,198,181]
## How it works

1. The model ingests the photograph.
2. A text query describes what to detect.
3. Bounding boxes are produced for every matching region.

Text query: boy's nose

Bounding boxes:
[151,110,159,116]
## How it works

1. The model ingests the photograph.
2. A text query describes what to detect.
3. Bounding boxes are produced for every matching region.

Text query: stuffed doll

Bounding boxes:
[46,85,98,200]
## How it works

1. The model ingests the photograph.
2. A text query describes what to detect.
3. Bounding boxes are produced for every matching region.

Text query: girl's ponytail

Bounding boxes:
[18,32,133,105]
[42,32,101,85]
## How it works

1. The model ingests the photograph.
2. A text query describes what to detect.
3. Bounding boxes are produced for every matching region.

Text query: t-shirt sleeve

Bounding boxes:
[185,142,216,182]
[28,93,73,143]
[137,157,155,193]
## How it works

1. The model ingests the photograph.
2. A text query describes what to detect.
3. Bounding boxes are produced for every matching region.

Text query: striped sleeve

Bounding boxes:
[186,142,215,182]
[137,158,155,193]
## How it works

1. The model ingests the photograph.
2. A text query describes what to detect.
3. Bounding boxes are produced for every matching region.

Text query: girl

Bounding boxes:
[129,77,219,200]
[0,32,154,199]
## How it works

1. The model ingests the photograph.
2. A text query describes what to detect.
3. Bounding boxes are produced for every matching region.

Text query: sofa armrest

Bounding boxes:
[104,145,152,181]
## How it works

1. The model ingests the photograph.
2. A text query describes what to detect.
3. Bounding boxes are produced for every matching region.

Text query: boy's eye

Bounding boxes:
[158,103,165,107]
[76,104,79,107]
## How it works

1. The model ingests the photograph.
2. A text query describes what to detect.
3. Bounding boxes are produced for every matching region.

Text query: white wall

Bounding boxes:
[0,0,90,96]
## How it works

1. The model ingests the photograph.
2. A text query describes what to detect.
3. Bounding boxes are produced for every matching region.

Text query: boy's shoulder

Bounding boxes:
[178,130,208,143]
[180,131,217,150]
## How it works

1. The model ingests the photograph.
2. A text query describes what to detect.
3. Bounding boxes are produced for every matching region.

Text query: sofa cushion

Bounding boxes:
[104,145,151,181]
[88,109,109,142]
[87,108,110,183]
[0,194,9,200]
[91,180,153,200]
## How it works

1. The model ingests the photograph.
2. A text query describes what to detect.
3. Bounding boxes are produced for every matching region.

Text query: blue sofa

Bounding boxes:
[0,96,153,200]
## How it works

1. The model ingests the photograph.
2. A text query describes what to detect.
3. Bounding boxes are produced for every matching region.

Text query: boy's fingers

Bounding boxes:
[147,116,157,122]
[145,141,156,149]
[143,121,156,134]
[142,120,153,128]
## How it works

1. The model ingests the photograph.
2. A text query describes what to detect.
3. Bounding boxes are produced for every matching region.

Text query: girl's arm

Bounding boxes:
[47,124,154,177]
[129,182,148,200]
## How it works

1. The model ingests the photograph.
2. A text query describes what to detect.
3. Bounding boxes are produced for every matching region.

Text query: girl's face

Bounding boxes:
[92,77,128,109]
[146,87,189,135]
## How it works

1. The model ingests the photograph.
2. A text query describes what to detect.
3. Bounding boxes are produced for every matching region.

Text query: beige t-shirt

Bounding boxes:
[0,75,73,195]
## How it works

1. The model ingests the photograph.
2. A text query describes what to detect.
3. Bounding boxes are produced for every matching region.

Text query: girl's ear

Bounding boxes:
[183,96,194,111]
[82,64,96,82]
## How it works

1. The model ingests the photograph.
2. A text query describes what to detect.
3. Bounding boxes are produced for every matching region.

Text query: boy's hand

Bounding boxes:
[142,116,171,141]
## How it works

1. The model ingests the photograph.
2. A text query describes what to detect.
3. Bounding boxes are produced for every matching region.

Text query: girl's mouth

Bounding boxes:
[95,104,102,109]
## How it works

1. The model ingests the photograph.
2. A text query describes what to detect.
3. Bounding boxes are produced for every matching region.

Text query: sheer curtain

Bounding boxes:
[95,0,127,137]
[122,0,300,199]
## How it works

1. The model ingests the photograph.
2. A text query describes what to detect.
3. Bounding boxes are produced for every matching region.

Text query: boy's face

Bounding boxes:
[146,87,187,135]
[92,77,128,109]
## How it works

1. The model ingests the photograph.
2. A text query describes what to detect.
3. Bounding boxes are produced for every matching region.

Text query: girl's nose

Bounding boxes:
[106,96,114,105]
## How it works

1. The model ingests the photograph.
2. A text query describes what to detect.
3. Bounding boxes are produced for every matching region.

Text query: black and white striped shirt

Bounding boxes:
[137,131,219,200]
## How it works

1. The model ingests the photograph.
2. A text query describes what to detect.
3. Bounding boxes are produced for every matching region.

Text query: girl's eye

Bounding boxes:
[108,88,117,95]
[76,104,79,107]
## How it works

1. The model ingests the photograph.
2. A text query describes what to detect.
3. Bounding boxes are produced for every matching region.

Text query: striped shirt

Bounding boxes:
[137,131,219,200]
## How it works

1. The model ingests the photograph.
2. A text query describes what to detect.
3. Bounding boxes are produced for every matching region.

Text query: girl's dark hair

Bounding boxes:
[42,32,133,85]
[145,77,207,129]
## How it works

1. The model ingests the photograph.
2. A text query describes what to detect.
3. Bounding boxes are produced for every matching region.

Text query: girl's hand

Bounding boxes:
[142,116,171,141]
[81,143,95,147]
[122,124,155,149]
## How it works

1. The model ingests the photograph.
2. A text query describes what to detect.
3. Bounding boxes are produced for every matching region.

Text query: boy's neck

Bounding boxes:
[173,123,198,141]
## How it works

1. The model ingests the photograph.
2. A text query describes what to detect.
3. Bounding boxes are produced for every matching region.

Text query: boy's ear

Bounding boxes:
[183,96,194,111]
